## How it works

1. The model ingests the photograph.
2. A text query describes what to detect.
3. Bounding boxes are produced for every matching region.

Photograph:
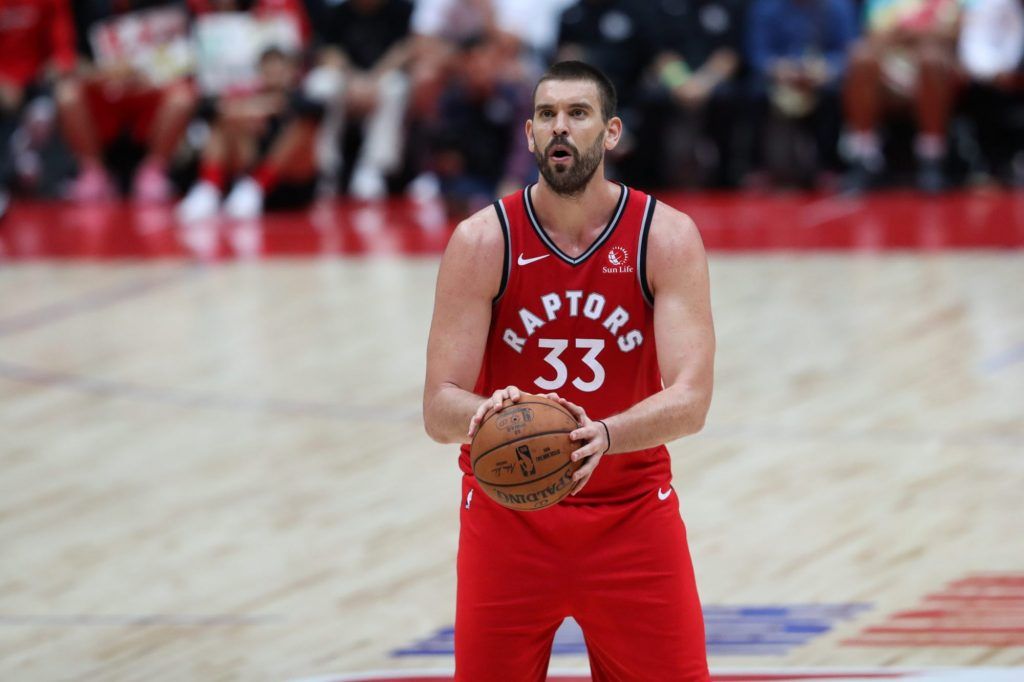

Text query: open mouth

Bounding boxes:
[549,146,574,161]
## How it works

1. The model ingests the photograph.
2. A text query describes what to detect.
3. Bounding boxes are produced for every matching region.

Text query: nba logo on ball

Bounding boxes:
[515,445,537,476]
[603,246,634,274]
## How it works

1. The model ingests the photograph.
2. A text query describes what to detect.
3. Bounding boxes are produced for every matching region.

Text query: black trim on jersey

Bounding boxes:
[637,195,656,307]
[492,200,511,303]
[522,183,629,266]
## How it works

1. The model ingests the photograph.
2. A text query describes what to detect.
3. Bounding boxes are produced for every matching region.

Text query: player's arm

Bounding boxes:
[560,202,714,470]
[423,207,511,444]
[607,202,714,450]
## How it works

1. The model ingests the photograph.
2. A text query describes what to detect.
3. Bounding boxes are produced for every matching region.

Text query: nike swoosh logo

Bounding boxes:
[517,253,550,266]
[657,487,672,501]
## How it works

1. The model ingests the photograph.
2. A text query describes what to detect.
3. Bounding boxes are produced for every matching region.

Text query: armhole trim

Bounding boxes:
[637,196,656,308]
[493,200,511,304]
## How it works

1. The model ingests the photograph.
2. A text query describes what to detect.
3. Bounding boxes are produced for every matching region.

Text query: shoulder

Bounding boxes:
[648,200,705,261]
[645,200,708,294]
[439,203,507,298]
[447,202,505,255]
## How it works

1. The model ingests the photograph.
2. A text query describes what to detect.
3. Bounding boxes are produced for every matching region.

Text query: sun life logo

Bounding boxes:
[603,246,634,273]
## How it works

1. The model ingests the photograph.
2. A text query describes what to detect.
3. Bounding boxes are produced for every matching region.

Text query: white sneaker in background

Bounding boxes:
[407,172,441,203]
[224,176,264,219]
[350,165,386,201]
[176,181,222,223]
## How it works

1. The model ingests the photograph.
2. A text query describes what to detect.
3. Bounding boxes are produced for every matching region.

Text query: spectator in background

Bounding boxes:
[747,0,858,188]
[958,0,1024,185]
[556,0,659,183]
[403,0,498,202]
[424,34,532,217]
[0,0,79,218]
[177,0,314,220]
[66,0,197,203]
[310,0,413,200]
[843,0,962,192]
[408,0,495,118]
[491,0,576,72]
[649,0,746,188]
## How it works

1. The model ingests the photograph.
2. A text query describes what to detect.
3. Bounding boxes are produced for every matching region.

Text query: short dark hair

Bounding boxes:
[533,61,617,122]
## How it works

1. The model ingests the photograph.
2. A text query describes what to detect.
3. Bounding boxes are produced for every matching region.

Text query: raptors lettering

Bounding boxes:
[501,289,644,353]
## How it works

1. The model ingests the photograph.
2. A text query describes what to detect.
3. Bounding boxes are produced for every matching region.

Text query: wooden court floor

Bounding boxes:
[0,254,1022,680]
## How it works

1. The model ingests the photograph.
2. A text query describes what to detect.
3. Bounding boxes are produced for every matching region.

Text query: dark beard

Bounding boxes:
[534,132,604,197]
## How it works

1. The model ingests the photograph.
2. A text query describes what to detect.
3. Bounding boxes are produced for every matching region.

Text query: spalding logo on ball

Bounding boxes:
[470,394,582,511]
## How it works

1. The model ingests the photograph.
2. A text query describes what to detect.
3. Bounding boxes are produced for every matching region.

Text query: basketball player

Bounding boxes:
[423,61,715,681]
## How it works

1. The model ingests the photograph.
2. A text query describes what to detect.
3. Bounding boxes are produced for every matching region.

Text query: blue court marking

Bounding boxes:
[391,604,872,657]
[982,342,1024,372]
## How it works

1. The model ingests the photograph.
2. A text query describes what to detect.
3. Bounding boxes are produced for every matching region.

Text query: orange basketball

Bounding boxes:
[470,394,582,511]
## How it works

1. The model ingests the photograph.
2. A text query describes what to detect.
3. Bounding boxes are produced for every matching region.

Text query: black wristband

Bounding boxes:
[596,420,611,454]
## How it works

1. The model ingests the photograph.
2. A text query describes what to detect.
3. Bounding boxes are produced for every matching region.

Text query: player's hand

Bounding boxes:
[467,385,523,439]
[551,397,609,496]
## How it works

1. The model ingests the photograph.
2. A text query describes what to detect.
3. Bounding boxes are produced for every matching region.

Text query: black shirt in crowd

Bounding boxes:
[655,0,746,70]
[316,0,412,71]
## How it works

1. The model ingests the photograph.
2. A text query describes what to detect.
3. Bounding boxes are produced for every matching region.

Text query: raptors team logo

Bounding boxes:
[603,246,635,274]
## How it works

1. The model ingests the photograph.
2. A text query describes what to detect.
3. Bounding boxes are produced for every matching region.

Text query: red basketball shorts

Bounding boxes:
[455,476,710,682]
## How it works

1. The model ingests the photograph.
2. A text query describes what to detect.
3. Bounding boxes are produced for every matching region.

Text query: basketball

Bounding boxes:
[470,395,582,511]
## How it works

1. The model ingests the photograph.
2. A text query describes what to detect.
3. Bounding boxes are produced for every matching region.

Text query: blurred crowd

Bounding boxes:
[1,0,1023,221]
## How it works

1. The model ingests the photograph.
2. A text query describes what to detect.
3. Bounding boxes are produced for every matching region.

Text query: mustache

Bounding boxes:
[544,136,579,156]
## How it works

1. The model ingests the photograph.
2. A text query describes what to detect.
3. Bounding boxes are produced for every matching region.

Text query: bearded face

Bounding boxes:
[533,131,606,198]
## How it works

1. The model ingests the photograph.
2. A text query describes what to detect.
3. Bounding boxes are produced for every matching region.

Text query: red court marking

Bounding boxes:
[950,577,1024,588]
[1,191,1022,260]
[845,574,1024,649]
[891,609,1024,618]
[843,634,1024,647]
[323,671,909,675]
[924,596,1024,602]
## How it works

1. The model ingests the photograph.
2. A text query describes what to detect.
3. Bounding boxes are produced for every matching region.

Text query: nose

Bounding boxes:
[553,110,570,136]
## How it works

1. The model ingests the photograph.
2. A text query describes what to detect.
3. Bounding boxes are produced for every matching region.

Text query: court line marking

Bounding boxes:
[0,614,283,627]
[0,360,419,422]
[287,667,1024,682]
[0,358,1019,441]
[0,270,193,338]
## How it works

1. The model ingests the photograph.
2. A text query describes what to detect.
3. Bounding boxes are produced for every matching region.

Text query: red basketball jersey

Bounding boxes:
[459,183,672,504]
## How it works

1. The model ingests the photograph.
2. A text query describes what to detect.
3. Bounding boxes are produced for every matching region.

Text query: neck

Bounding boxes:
[531,171,619,242]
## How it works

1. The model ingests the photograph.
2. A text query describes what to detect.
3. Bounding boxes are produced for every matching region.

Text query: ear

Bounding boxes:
[603,116,623,151]
[525,118,535,154]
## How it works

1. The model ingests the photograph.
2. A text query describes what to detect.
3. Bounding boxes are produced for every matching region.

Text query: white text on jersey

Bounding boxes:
[502,290,644,354]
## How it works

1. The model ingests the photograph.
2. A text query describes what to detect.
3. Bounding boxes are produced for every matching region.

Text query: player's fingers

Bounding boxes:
[489,389,509,411]
[569,423,598,443]
[467,402,491,437]
[570,441,600,461]
[571,462,598,494]
[490,386,522,412]
[572,454,601,481]
[559,398,589,424]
